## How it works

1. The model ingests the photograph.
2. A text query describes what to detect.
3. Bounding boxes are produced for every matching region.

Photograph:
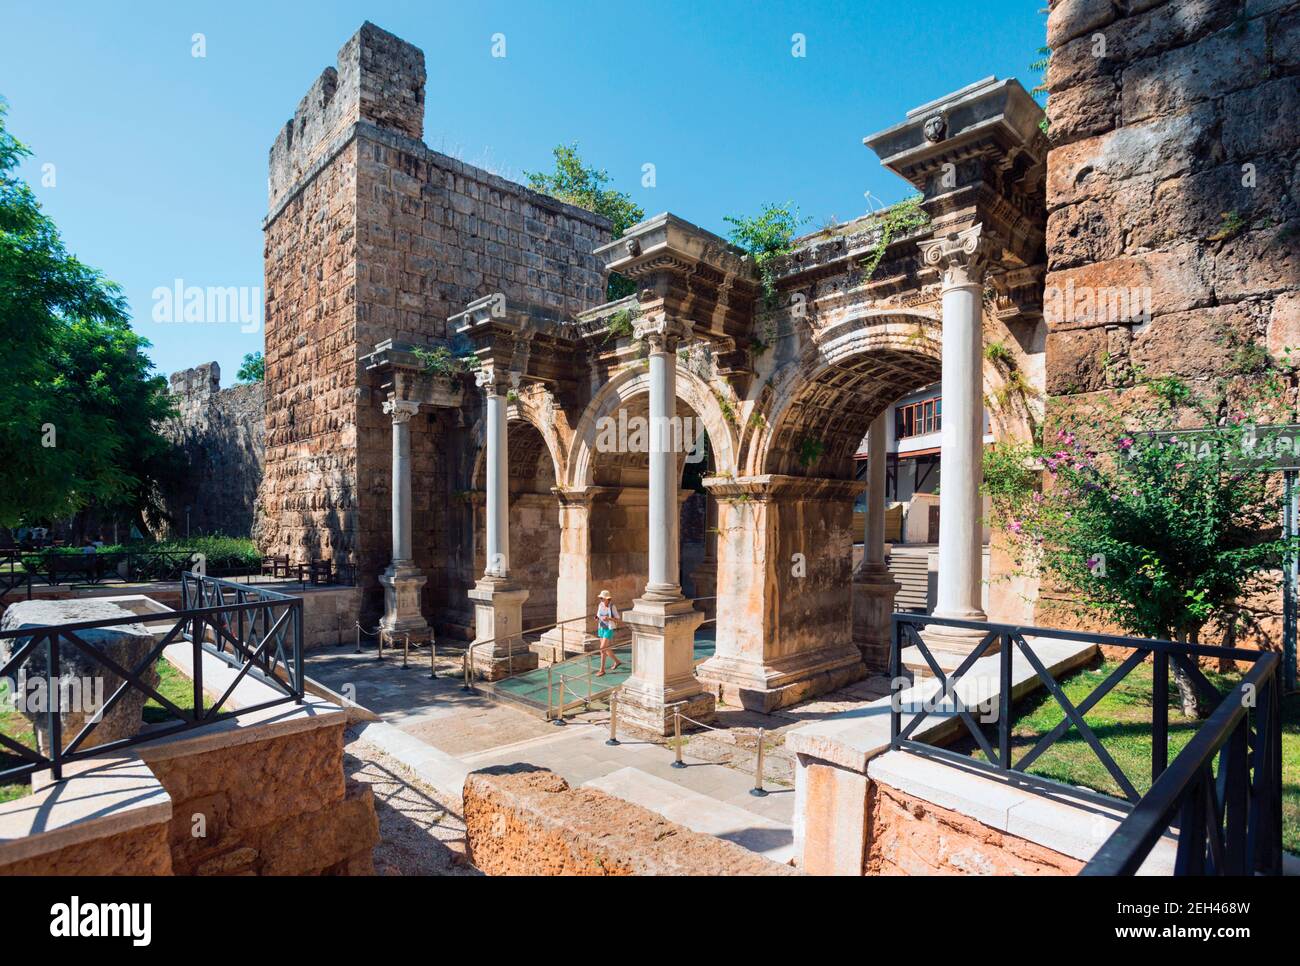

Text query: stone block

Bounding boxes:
[799,762,869,876]
[1,599,159,755]
[1044,243,1213,331]
[462,764,794,875]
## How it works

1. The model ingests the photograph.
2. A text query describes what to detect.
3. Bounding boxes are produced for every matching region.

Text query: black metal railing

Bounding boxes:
[0,573,303,783]
[891,613,1283,876]
[9,548,263,586]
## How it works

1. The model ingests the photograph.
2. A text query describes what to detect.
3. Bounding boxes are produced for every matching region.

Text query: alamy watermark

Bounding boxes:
[151,279,260,333]
[594,408,706,463]
[1043,281,1152,329]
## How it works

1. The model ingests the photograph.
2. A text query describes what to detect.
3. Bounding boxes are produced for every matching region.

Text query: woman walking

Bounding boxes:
[594,590,623,676]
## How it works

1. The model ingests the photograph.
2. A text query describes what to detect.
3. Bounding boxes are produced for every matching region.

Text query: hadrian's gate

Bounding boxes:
[258,24,1047,731]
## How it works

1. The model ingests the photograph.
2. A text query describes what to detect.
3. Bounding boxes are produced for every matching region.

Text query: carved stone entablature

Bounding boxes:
[362,339,465,410]
[986,264,1047,322]
[450,293,580,390]
[917,223,1005,289]
[594,213,760,346]
[863,76,1046,266]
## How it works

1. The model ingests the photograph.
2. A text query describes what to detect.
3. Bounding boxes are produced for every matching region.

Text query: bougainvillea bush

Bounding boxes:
[984,373,1297,715]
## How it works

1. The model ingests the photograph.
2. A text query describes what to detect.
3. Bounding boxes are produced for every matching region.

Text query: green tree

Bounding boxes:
[986,376,1297,716]
[0,103,177,530]
[723,202,808,307]
[526,143,644,301]
[237,351,264,382]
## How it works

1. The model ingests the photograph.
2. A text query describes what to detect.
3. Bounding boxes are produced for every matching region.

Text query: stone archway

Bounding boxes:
[469,402,566,636]
[697,313,945,711]
[542,364,733,658]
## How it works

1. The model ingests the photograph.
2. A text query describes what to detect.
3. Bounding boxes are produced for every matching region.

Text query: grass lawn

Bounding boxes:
[0,658,196,803]
[955,658,1300,856]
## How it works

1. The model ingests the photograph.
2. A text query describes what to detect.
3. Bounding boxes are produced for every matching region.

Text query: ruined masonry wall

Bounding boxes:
[160,362,265,539]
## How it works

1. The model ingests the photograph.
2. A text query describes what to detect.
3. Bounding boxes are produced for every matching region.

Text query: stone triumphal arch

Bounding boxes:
[259,25,1047,734]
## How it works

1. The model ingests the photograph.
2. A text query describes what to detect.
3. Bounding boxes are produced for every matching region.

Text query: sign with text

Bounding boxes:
[1147,424,1300,471]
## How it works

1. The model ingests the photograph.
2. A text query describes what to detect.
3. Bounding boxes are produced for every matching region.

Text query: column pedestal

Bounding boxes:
[853,568,901,672]
[468,577,537,680]
[379,563,430,641]
[618,597,714,736]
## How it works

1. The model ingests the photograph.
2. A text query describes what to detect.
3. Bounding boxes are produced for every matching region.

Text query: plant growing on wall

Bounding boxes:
[413,345,477,377]
[237,351,264,382]
[723,202,808,309]
[984,373,1298,717]
[526,143,645,302]
[797,435,825,468]
[604,305,639,343]
[860,194,930,280]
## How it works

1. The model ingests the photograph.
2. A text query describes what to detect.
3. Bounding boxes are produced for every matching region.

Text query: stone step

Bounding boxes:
[582,766,794,866]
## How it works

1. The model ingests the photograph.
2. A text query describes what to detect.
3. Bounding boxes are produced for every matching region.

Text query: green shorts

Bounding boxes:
[597,626,615,640]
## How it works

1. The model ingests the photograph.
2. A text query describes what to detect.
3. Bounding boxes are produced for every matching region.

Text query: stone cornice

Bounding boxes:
[361,339,464,409]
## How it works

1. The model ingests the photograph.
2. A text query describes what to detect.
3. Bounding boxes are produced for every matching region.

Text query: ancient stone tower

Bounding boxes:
[259,22,611,623]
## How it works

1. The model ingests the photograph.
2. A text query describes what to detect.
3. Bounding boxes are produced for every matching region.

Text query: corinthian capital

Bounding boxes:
[918,223,1003,290]
[383,398,421,424]
[632,313,693,353]
[474,364,519,396]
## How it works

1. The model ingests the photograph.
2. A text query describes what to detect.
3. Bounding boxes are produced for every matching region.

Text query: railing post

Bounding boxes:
[889,616,901,748]
[377,629,384,662]
[671,708,685,768]
[192,616,204,721]
[750,727,767,797]
[1152,648,1168,781]
[402,634,410,670]
[355,623,362,654]
[48,633,61,782]
[998,630,1012,771]
[606,694,620,746]
[429,640,437,680]
[294,601,304,701]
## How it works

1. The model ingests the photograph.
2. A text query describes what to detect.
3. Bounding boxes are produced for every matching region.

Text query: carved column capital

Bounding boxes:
[474,365,520,396]
[917,223,1003,290]
[382,398,421,424]
[633,313,693,353]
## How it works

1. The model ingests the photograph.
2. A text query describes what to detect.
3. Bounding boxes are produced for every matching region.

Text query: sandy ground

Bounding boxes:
[344,727,479,876]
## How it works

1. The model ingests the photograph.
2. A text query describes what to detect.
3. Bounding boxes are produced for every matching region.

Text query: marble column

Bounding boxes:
[913,224,998,671]
[468,367,537,679]
[619,316,714,734]
[853,412,901,670]
[379,398,430,640]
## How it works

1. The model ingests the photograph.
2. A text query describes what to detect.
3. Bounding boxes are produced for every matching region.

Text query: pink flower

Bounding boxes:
[1119,437,1133,451]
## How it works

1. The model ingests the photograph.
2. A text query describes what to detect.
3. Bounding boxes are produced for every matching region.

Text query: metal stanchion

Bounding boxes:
[606,694,620,746]
[377,630,385,662]
[671,709,685,768]
[402,634,410,669]
[429,640,437,680]
[355,623,361,654]
[750,727,768,797]
[550,666,566,726]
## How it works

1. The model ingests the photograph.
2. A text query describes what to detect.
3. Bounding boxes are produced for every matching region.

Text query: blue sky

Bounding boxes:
[0,0,1045,381]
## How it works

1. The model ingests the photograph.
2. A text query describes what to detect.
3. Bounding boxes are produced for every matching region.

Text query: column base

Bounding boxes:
[852,567,901,673]
[468,577,538,680]
[378,564,430,642]
[696,644,866,714]
[617,596,714,736]
[908,615,996,679]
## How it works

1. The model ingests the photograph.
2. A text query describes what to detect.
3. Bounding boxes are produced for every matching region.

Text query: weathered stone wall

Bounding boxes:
[865,780,1083,875]
[463,764,795,875]
[159,362,264,539]
[260,22,611,627]
[1043,0,1299,640]
[140,717,379,875]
